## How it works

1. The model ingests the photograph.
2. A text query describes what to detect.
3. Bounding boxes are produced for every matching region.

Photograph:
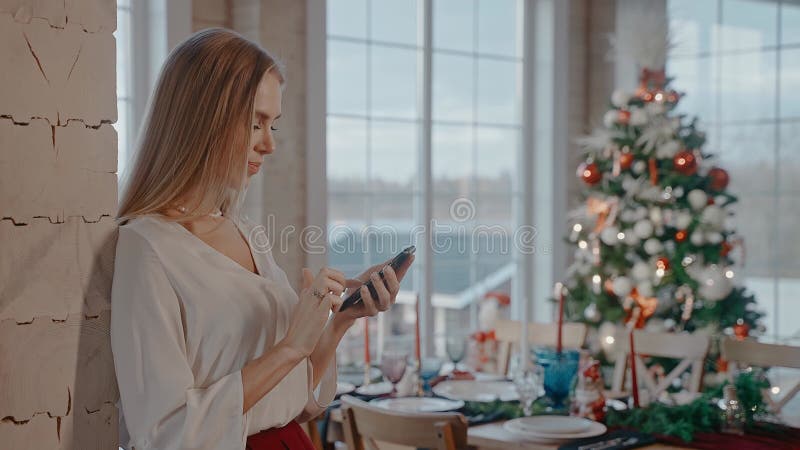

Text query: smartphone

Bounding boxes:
[338,246,416,312]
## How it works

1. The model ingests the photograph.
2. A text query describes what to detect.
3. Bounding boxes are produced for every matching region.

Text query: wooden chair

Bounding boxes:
[340,395,468,450]
[493,319,588,376]
[611,329,710,404]
[300,418,324,450]
[721,338,800,417]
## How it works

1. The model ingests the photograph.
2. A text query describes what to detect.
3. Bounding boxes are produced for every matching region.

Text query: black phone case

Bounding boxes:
[338,246,415,312]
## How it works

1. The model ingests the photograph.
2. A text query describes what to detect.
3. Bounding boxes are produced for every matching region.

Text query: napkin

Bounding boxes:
[558,430,655,450]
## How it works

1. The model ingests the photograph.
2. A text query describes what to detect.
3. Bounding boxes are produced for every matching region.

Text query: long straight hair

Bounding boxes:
[116,28,285,226]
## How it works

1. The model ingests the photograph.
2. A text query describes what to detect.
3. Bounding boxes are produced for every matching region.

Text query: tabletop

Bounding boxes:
[325,407,691,450]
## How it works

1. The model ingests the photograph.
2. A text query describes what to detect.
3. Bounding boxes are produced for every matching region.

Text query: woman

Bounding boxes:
[111,29,413,450]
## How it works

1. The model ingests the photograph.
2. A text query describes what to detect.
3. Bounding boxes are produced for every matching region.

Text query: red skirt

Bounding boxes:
[246,420,316,450]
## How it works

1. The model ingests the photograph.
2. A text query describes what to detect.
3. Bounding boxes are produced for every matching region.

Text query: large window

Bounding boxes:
[668,0,800,341]
[115,0,132,177]
[327,0,523,361]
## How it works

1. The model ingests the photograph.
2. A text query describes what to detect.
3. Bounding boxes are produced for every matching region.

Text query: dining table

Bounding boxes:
[324,406,693,449]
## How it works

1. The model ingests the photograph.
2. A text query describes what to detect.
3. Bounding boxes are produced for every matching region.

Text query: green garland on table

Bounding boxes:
[605,372,770,442]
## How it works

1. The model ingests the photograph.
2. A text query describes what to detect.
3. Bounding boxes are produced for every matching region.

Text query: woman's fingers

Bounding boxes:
[360,285,380,316]
[327,293,343,313]
[382,266,400,297]
[370,272,391,311]
[324,279,345,296]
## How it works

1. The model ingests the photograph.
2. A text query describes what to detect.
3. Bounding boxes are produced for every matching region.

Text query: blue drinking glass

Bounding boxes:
[419,357,443,395]
[534,348,579,412]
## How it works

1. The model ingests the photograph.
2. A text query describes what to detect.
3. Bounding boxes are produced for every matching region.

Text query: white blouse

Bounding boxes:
[110,214,336,450]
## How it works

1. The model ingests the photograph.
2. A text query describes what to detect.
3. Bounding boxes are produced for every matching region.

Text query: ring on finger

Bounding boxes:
[312,288,326,301]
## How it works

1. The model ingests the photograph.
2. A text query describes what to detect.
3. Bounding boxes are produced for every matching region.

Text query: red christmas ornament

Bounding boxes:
[675,229,688,243]
[716,357,729,373]
[639,89,654,102]
[708,167,730,192]
[656,257,670,271]
[733,319,749,341]
[673,150,697,175]
[666,91,680,103]
[721,241,733,257]
[617,110,631,124]
[578,162,602,185]
[619,152,635,170]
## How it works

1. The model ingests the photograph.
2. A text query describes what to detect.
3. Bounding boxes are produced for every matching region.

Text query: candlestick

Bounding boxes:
[519,293,530,373]
[555,282,564,355]
[414,293,422,366]
[628,308,641,408]
[363,317,371,385]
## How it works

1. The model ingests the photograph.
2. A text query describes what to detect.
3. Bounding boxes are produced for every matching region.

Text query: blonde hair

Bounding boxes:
[116,28,285,225]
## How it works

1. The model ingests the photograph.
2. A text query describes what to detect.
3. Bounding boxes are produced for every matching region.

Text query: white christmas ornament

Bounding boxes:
[584,303,601,323]
[706,231,723,245]
[673,186,685,198]
[637,281,654,297]
[688,189,708,210]
[633,219,654,239]
[611,89,631,108]
[621,209,638,222]
[701,205,725,229]
[644,238,663,255]
[697,265,734,301]
[690,231,705,246]
[604,110,619,128]
[612,276,634,297]
[649,207,663,226]
[632,160,647,175]
[675,211,693,229]
[631,261,652,281]
[630,108,648,126]
[622,176,641,195]
[624,231,641,246]
[600,226,621,246]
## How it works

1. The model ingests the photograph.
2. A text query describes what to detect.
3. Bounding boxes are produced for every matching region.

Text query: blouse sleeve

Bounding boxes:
[297,353,338,422]
[110,227,248,450]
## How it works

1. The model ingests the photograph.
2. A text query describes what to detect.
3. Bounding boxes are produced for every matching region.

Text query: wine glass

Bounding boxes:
[380,351,408,396]
[446,335,467,372]
[419,357,444,395]
[513,365,544,417]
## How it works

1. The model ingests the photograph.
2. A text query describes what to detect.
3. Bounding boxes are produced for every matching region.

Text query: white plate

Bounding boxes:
[369,397,465,413]
[336,381,356,396]
[433,380,519,402]
[355,381,393,397]
[503,417,606,443]
[473,372,507,382]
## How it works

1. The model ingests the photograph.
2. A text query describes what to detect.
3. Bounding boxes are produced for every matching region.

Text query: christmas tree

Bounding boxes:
[563,67,764,340]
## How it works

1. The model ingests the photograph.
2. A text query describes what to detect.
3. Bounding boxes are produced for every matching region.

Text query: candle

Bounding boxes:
[555,282,564,355]
[363,317,371,385]
[415,293,422,365]
[628,309,641,408]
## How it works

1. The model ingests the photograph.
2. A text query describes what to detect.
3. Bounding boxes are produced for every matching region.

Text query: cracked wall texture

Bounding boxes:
[0,1,119,449]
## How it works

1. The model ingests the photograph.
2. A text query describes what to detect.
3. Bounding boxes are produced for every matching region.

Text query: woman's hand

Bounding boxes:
[281,267,346,357]
[333,254,415,325]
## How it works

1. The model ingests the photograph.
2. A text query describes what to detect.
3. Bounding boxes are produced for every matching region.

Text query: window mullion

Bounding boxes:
[418,0,434,357]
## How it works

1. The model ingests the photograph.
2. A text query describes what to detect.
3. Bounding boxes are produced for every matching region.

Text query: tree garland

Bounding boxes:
[606,372,770,442]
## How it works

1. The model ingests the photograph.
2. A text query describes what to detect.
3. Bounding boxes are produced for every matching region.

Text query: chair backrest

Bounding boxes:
[340,395,469,450]
[493,319,588,376]
[721,338,800,415]
[611,329,710,402]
